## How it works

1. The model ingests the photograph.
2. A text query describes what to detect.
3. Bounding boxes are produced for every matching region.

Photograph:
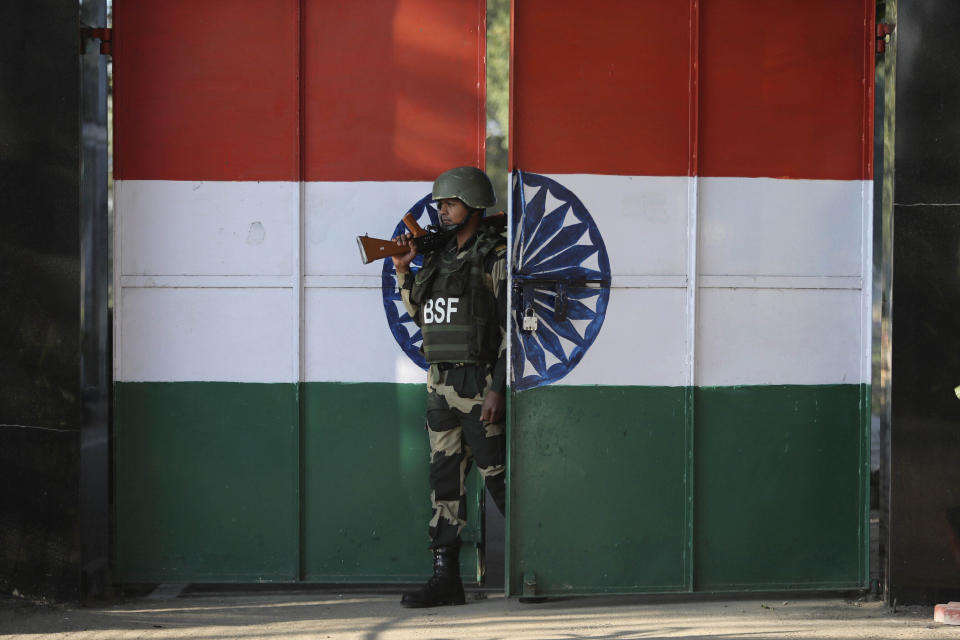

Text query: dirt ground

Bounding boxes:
[0,589,953,640]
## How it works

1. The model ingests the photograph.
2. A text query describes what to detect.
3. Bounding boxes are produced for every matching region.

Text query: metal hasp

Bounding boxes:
[80,27,112,55]
[515,278,610,332]
[876,23,894,53]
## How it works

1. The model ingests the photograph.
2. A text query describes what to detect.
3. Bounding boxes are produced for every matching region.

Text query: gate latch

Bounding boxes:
[81,27,112,56]
[554,281,568,322]
[518,281,568,331]
[515,278,609,333]
[876,23,894,54]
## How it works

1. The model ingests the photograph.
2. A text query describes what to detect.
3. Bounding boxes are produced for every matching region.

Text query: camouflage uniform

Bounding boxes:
[397,227,508,549]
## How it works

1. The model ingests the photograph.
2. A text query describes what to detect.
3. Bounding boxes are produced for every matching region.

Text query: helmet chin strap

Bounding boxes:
[440,209,480,233]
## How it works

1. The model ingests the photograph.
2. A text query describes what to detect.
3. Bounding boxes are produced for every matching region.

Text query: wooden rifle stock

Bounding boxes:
[357,211,507,265]
[402,212,428,237]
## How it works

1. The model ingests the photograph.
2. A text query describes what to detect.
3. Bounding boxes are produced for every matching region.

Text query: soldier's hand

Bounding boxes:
[481,390,505,424]
[391,233,417,273]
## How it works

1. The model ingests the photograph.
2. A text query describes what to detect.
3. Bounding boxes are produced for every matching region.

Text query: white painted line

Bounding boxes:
[698,276,863,290]
[303,275,385,289]
[610,275,688,288]
[120,275,292,288]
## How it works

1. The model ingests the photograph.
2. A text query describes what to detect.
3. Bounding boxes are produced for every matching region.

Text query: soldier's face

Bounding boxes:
[437,199,471,227]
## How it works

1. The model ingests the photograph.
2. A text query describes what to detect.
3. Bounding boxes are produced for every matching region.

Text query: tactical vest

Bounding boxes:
[409,228,504,365]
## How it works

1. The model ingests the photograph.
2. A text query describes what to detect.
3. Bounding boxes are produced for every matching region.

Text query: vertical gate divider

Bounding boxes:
[685,0,701,593]
[295,0,307,582]
[504,0,517,596]
[859,0,878,588]
[504,171,514,595]
[875,0,896,601]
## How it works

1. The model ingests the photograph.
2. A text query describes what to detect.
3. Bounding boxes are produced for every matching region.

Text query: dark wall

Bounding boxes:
[891,0,960,605]
[0,1,82,601]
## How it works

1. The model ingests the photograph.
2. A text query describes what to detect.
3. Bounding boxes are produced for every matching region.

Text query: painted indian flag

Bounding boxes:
[506,0,874,595]
[113,0,487,582]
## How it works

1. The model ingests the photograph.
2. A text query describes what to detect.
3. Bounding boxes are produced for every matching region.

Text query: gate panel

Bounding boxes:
[300,0,488,581]
[510,0,873,595]
[693,0,874,589]
[114,0,488,582]
[510,0,696,595]
[113,0,300,580]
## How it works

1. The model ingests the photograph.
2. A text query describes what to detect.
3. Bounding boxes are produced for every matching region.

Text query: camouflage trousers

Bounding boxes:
[426,363,506,549]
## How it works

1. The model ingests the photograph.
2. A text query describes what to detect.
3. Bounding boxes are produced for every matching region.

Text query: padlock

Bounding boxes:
[522,307,538,332]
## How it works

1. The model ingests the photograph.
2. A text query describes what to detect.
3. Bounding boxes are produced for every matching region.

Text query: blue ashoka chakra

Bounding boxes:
[512,171,611,391]
[381,193,438,371]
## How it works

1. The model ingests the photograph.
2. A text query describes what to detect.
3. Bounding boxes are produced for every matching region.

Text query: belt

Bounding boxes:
[436,362,471,371]
[435,362,495,371]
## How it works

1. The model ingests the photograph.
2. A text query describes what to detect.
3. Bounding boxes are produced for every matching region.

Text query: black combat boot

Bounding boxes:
[400,545,466,608]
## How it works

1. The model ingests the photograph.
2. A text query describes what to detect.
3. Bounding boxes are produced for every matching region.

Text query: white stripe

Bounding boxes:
[534,174,871,387]
[301,180,435,383]
[304,181,434,276]
[699,178,867,277]
[115,180,297,276]
[539,174,691,277]
[525,173,692,386]
[115,178,871,387]
[295,177,306,398]
[303,288,424,384]
[113,178,123,381]
[119,288,295,383]
[687,168,700,403]
[561,288,690,387]
[697,288,865,386]
[861,184,874,390]
[115,180,432,383]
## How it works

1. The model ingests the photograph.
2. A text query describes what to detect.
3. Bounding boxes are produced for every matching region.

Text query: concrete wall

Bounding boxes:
[0,0,83,602]
[891,0,960,605]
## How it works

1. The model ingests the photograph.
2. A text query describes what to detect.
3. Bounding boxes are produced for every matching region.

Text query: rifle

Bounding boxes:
[357,211,507,265]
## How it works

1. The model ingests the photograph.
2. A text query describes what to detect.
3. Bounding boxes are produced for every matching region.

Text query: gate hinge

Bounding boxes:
[876,23,894,54]
[81,27,112,56]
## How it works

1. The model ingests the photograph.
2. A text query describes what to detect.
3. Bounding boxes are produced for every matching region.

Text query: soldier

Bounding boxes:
[392,166,507,608]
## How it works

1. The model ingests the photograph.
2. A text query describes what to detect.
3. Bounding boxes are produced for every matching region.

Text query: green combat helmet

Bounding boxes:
[432,166,496,210]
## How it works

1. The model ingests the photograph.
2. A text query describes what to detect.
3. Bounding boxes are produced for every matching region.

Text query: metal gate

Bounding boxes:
[112,0,487,582]
[507,0,874,595]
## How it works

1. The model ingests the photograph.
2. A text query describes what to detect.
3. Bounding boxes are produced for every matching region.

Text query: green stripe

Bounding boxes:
[114,382,299,582]
[508,383,869,595]
[693,384,869,590]
[301,382,482,582]
[114,381,483,583]
[509,385,690,594]
[114,381,868,591]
